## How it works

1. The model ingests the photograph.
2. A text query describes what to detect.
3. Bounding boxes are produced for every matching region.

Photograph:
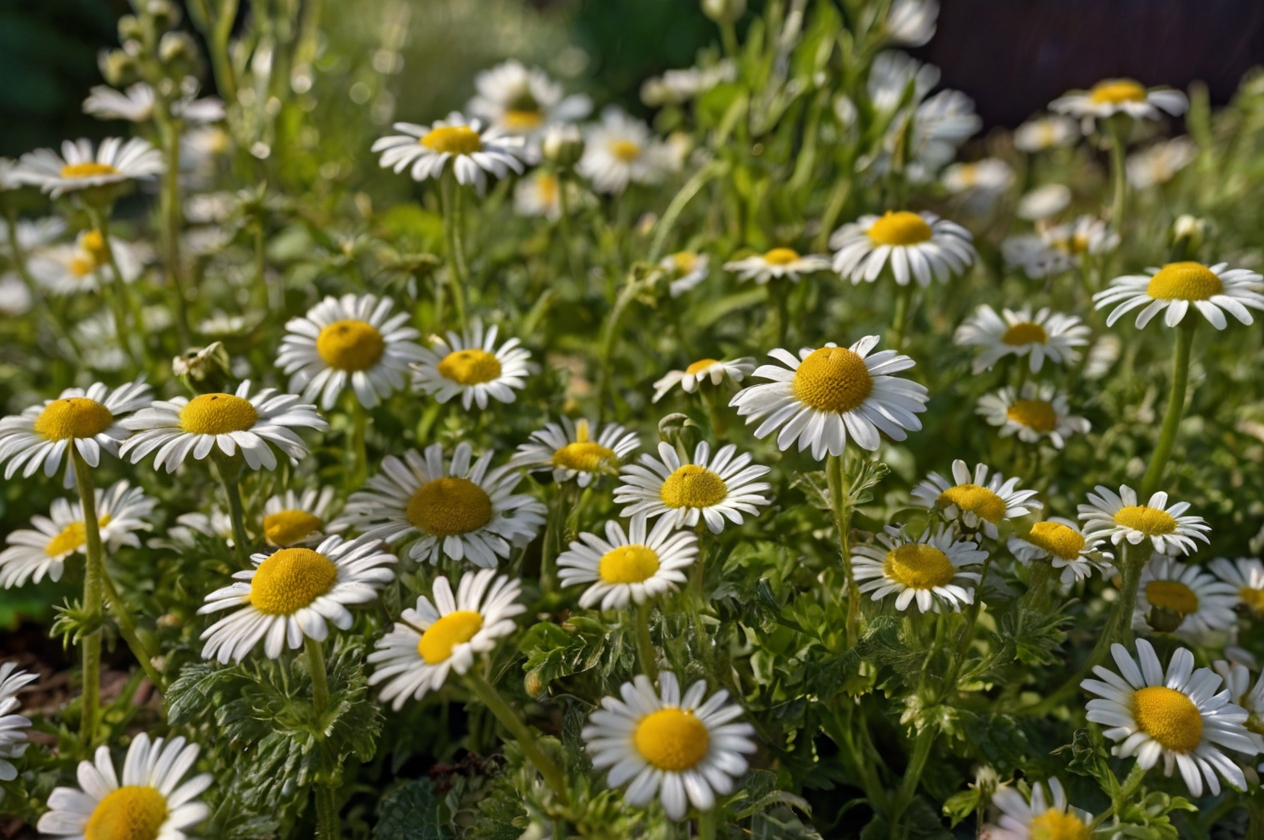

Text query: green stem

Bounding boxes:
[770,281,790,347]
[350,399,368,489]
[215,455,252,568]
[464,670,571,807]
[647,160,724,265]
[156,113,192,349]
[1107,116,1129,230]
[826,453,859,648]
[1141,319,1195,496]
[83,203,143,370]
[888,724,936,839]
[70,449,104,748]
[439,169,469,330]
[697,807,720,840]
[101,574,165,691]
[1090,761,1148,830]
[634,601,659,683]
[556,171,583,290]
[890,282,913,351]
[595,275,646,424]
[5,209,81,360]
[701,387,728,440]
[540,484,573,593]
[720,20,740,58]
[943,553,993,690]
[305,638,340,839]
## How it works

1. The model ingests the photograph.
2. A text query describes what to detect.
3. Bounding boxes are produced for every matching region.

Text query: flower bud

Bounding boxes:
[117,14,144,43]
[1169,214,1206,261]
[541,124,584,168]
[145,0,181,31]
[158,31,201,75]
[702,0,746,24]
[1147,605,1185,634]
[99,49,142,88]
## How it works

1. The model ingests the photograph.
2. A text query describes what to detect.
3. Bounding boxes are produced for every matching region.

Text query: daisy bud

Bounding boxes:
[100,49,142,88]
[117,14,144,44]
[1147,604,1185,634]
[702,0,746,24]
[145,0,181,31]
[541,124,584,168]
[158,32,200,74]
[1170,214,1206,260]
[656,413,699,449]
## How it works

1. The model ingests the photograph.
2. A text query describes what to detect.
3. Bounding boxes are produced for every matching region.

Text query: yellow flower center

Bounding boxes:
[1006,399,1057,432]
[659,465,728,509]
[1089,79,1147,105]
[1023,521,1086,561]
[417,610,484,664]
[671,252,699,274]
[1112,505,1177,536]
[420,125,482,155]
[552,442,616,473]
[610,140,641,162]
[60,162,122,180]
[792,347,874,414]
[406,477,494,537]
[44,515,112,557]
[867,210,933,246]
[633,708,710,771]
[262,510,325,546]
[84,785,168,840]
[179,394,259,435]
[1131,685,1204,752]
[70,256,96,277]
[437,348,502,386]
[685,358,719,376]
[1002,322,1049,346]
[1239,586,1264,614]
[502,109,543,131]
[534,173,559,205]
[1028,808,1091,840]
[70,230,109,276]
[33,397,115,441]
[248,547,338,615]
[1147,262,1223,302]
[316,319,386,372]
[883,544,956,589]
[598,545,660,584]
[935,484,1006,523]
[763,247,800,266]
[1145,580,1199,615]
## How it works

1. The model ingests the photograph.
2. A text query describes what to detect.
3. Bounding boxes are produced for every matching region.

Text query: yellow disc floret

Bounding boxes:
[1112,506,1177,536]
[84,785,168,840]
[1145,580,1199,616]
[316,319,386,371]
[1028,808,1091,840]
[1147,262,1223,302]
[417,610,484,664]
[1132,685,1203,752]
[60,162,122,180]
[553,442,616,473]
[936,484,1007,523]
[34,397,115,441]
[599,545,660,584]
[1239,586,1264,614]
[421,125,482,155]
[1089,79,1147,105]
[44,515,112,557]
[1006,399,1058,432]
[867,210,933,246]
[883,544,955,589]
[437,349,503,386]
[660,465,728,509]
[249,548,338,615]
[502,109,544,131]
[1023,522,1086,561]
[792,347,874,414]
[263,510,325,546]
[1001,322,1049,345]
[671,252,699,274]
[685,359,719,376]
[763,248,800,266]
[634,708,710,771]
[610,140,641,162]
[406,477,494,537]
[179,394,259,435]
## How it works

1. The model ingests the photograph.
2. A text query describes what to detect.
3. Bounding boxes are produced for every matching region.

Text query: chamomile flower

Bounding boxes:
[1127,137,1197,189]
[852,524,986,613]
[1211,661,1264,727]
[0,275,29,316]
[730,337,929,458]
[1013,115,1079,153]
[148,507,234,551]
[976,382,1089,449]
[467,60,591,142]
[120,381,328,473]
[28,230,149,296]
[276,293,426,410]
[0,663,36,781]
[1082,639,1256,797]
[261,487,344,547]
[1051,79,1188,123]
[882,0,938,47]
[982,778,1092,840]
[652,357,754,403]
[411,319,532,410]
[723,248,831,284]
[616,441,770,534]
[1002,216,1120,279]
[577,107,673,194]
[341,443,546,568]
[1008,518,1114,588]
[942,158,1014,195]
[0,380,150,482]
[371,112,524,191]
[0,216,66,254]
[640,61,736,106]
[368,569,525,709]
[658,251,710,297]
[83,82,224,123]
[511,417,640,487]
[1134,555,1239,640]
[830,210,976,286]
[1093,262,1264,330]
[513,170,563,220]
[582,672,757,820]
[1078,485,1210,556]
[558,514,698,610]
[954,306,1091,374]
[199,535,396,662]
[1015,184,1072,221]
[14,137,164,198]
[1210,558,1264,614]
[910,460,1041,540]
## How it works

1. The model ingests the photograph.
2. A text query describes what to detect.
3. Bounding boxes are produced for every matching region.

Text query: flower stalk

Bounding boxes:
[305,638,340,840]
[69,448,105,747]
[438,168,469,331]
[213,453,252,568]
[1141,318,1196,496]
[634,601,659,684]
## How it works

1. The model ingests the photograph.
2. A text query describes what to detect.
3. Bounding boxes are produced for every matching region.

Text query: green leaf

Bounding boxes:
[374,778,453,840]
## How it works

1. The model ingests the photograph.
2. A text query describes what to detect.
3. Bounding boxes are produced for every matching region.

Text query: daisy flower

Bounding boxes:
[582,672,757,820]
[723,248,831,284]
[558,514,698,610]
[276,293,426,410]
[371,112,523,191]
[199,534,396,663]
[149,507,234,552]
[910,460,1041,540]
[1012,115,1079,153]
[83,82,224,123]
[1082,639,1256,797]
[852,524,986,613]
[730,337,929,458]
[261,486,344,547]
[0,380,150,482]
[368,569,524,709]
[28,230,149,296]
[0,663,36,781]
[467,60,590,141]
[0,275,29,316]
[641,61,736,106]
[652,357,754,403]
[513,170,563,220]
[658,251,710,297]
[511,417,640,487]
[981,777,1092,840]
[1093,261,1264,330]
[976,382,1089,449]
[1127,137,1197,189]
[941,158,1014,195]
[120,381,328,473]
[577,107,673,194]
[867,51,939,114]
[1051,79,1188,122]
[411,319,532,411]
[1015,184,1072,221]
[1210,558,1264,614]
[340,443,546,568]
[14,137,164,198]
[0,216,66,254]
[1078,484,1210,556]
[882,0,938,47]
[1134,555,1239,640]
[1211,661,1264,731]
[954,306,1091,374]
[1008,518,1114,588]
[37,733,211,840]
[614,441,771,534]
[830,210,976,286]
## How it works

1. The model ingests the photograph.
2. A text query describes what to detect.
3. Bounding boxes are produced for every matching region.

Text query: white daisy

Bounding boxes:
[1127,137,1197,189]
[1134,555,1239,640]
[976,382,1089,449]
[652,357,754,403]
[1014,183,1072,221]
[199,534,396,663]
[1002,215,1119,279]
[0,157,23,191]
[13,137,164,198]
[1051,79,1188,123]
[658,251,710,297]
[953,305,1091,374]
[1210,661,1264,735]
[148,507,235,552]
[1094,261,1264,330]
[467,60,590,142]
[513,170,564,220]
[577,107,674,195]
[941,158,1014,195]
[641,61,736,106]
[558,514,698,610]
[0,663,36,781]
[0,274,30,316]
[723,248,831,284]
[852,524,986,613]
[981,777,1092,840]
[261,486,345,547]
[910,460,1041,540]
[120,381,328,473]
[511,417,640,487]
[615,441,771,534]
[1012,115,1080,153]
[898,89,982,183]
[0,216,66,254]
[882,0,938,47]
[368,569,525,709]
[1210,557,1264,615]
[28,230,149,296]
[1077,484,1210,556]
[730,337,929,458]
[83,82,224,123]
[411,319,532,411]
[830,210,976,286]
[582,672,757,821]
[1008,518,1114,588]
[867,51,940,114]
[340,443,546,568]
[372,112,524,191]
[1082,639,1257,797]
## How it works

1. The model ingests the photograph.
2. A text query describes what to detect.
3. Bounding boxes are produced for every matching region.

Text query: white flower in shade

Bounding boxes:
[1008,518,1114,588]
[1082,639,1257,797]
[1000,235,1075,279]
[513,170,563,220]
[976,382,1089,449]
[852,524,986,613]
[261,486,345,547]
[1013,115,1079,152]
[83,82,224,123]
[199,535,396,662]
[0,216,66,254]
[0,380,150,483]
[276,293,425,410]
[1210,558,1264,614]
[0,157,23,191]
[13,137,164,198]
[730,338,929,458]
[1211,661,1264,736]
[28,230,149,296]
[1094,262,1264,330]
[882,0,938,46]
[1078,485,1210,556]
[867,51,940,114]
[1051,79,1188,122]
[467,60,590,142]
[0,275,29,316]
[1134,555,1239,640]
[368,569,525,709]
[658,251,710,297]
[830,210,976,286]
[901,90,982,182]
[583,672,757,821]
[1127,137,1197,189]
[148,507,234,552]
[942,158,1014,195]
[1015,183,1072,221]
[371,112,524,191]
[615,441,771,534]
[954,306,1091,374]
[511,417,640,487]
[411,319,532,410]
[341,443,546,568]
[120,381,328,473]
[0,663,36,780]
[558,514,698,610]
[723,248,831,284]
[577,107,673,194]
[910,460,1041,540]
[981,777,1092,840]
[1003,215,1119,279]
[641,61,736,106]
[653,357,754,403]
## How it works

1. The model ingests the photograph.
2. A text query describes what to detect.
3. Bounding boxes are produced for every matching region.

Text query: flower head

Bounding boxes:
[467,59,590,147]
[831,210,975,286]
[852,524,986,613]
[1078,484,1210,556]
[615,441,771,533]
[1051,79,1187,122]
[723,248,831,284]
[658,251,710,297]
[411,319,532,411]
[653,357,753,403]
[261,486,345,547]
[29,230,150,296]
[954,306,1091,374]
[14,137,164,198]
[558,514,698,610]
[980,777,1092,840]
[1008,518,1113,588]
[1134,555,1239,641]
[910,460,1041,540]
[372,112,523,191]
[977,382,1089,449]
[1094,262,1264,330]
[1210,558,1264,614]
[0,663,36,781]
[511,417,639,487]
[577,107,674,194]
